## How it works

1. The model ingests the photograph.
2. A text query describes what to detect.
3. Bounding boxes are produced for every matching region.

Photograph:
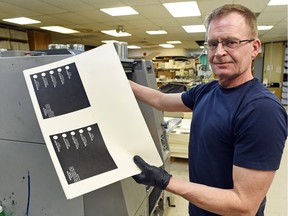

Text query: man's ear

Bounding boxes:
[252,39,261,59]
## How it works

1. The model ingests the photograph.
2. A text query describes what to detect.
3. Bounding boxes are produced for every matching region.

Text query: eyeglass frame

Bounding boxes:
[203,38,255,51]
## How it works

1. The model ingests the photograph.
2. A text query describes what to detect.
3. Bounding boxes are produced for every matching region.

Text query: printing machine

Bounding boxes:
[0,50,170,216]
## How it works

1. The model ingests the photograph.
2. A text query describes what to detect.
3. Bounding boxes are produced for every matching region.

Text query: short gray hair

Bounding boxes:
[204,4,258,38]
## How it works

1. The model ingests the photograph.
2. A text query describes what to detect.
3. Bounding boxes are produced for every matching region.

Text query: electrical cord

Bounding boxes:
[25,171,30,216]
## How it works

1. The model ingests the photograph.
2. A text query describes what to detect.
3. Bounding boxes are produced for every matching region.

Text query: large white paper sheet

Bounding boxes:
[23,44,162,199]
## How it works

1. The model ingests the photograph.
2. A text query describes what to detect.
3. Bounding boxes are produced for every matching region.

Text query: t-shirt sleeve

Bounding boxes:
[181,82,212,110]
[233,98,287,170]
[181,90,194,110]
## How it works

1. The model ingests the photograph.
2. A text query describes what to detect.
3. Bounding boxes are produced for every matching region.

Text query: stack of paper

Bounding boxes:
[168,118,191,158]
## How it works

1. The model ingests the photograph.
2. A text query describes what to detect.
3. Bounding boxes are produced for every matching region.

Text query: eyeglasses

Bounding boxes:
[204,39,255,51]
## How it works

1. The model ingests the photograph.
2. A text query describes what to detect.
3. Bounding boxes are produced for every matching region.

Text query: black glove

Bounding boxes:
[132,155,172,190]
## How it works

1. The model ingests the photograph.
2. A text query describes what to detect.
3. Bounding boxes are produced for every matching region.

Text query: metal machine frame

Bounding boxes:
[0,54,170,216]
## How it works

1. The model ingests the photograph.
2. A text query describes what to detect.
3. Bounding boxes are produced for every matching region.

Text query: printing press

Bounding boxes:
[0,49,171,216]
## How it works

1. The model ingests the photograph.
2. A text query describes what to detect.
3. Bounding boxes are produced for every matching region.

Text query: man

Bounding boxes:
[130,4,287,216]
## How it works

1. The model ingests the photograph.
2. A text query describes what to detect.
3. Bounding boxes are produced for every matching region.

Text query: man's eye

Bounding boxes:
[226,40,238,45]
[209,42,218,48]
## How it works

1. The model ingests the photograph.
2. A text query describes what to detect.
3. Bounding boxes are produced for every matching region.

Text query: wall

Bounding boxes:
[263,42,285,84]
[282,43,288,105]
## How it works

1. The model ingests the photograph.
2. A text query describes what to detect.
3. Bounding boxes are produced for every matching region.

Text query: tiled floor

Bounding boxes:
[265,142,287,216]
[164,142,287,216]
[164,158,189,216]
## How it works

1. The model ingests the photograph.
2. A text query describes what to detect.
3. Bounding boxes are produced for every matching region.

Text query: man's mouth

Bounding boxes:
[214,62,231,66]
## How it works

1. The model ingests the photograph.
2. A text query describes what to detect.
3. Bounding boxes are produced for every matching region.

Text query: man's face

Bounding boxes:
[206,12,260,86]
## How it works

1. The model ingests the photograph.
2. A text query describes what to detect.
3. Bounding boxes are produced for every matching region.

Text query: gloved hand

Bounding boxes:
[132,155,172,190]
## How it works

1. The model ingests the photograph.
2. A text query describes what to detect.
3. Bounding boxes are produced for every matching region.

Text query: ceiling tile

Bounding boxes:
[0,0,286,49]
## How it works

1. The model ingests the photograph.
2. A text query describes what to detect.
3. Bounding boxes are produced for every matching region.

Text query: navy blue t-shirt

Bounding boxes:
[181,78,287,216]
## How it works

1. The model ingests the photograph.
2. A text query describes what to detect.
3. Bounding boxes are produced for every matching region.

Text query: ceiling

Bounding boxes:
[0,0,287,50]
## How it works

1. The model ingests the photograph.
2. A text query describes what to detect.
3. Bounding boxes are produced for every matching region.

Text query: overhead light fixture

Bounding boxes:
[101,30,131,37]
[163,1,201,17]
[40,26,79,34]
[100,6,138,16]
[182,25,206,33]
[116,25,126,33]
[159,44,174,48]
[258,25,274,30]
[167,41,182,44]
[268,0,288,5]
[128,45,141,49]
[146,30,167,35]
[3,17,41,25]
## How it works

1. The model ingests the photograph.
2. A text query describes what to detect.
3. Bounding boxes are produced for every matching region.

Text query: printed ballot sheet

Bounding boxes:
[23,43,163,199]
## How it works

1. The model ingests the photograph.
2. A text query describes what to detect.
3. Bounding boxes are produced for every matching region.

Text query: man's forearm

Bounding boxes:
[129,80,189,112]
[166,177,257,216]
[129,80,165,110]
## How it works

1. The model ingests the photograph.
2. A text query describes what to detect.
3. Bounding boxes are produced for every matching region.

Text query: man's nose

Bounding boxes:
[214,43,227,56]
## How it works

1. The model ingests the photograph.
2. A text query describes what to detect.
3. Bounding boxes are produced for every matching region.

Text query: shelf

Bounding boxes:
[0,25,29,50]
[156,68,195,71]
[153,56,189,62]
[0,37,28,43]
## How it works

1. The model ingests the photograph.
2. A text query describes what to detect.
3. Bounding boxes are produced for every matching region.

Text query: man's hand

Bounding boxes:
[132,155,172,190]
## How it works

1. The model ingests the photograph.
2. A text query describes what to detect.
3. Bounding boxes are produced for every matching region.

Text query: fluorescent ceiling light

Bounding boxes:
[182,25,206,33]
[100,6,138,16]
[258,25,273,30]
[3,17,40,25]
[128,45,141,49]
[268,0,288,5]
[159,44,174,48]
[167,41,182,44]
[102,40,119,44]
[146,30,167,35]
[41,26,79,34]
[163,1,201,17]
[101,30,131,37]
